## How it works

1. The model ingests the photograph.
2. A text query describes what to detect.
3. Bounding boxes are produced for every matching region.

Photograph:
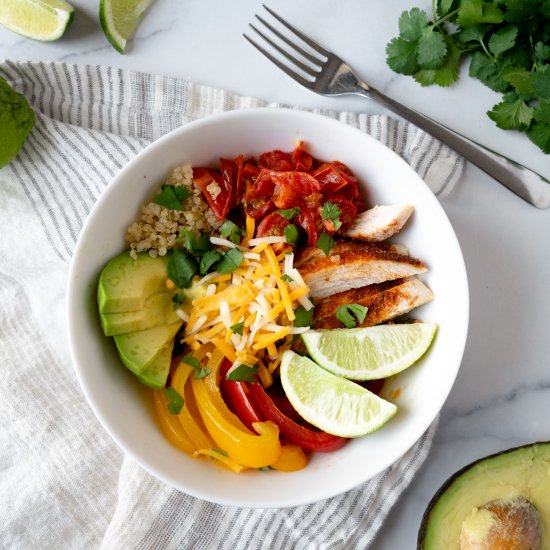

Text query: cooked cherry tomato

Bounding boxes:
[255,212,290,238]
[193,167,233,221]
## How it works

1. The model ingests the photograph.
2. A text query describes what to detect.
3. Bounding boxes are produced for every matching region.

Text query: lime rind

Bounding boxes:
[280,351,398,438]
[0,0,74,41]
[99,0,154,54]
[301,323,437,381]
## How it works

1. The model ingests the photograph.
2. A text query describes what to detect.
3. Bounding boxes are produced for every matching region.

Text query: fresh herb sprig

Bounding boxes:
[386,0,550,154]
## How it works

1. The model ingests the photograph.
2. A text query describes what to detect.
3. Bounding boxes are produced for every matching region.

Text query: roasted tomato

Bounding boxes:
[192,167,232,221]
[255,212,290,238]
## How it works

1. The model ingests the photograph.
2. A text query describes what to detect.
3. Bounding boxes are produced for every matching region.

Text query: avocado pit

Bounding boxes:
[459,497,542,550]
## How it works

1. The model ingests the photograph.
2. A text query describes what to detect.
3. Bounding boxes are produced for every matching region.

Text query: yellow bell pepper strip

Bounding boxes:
[152,390,197,455]
[191,349,282,468]
[171,359,217,450]
[192,449,246,473]
[270,444,308,472]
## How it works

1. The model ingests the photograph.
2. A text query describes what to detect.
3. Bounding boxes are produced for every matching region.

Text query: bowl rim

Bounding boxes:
[67,107,469,508]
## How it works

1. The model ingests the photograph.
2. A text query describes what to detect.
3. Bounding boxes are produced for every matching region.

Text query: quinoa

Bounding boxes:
[126,163,222,259]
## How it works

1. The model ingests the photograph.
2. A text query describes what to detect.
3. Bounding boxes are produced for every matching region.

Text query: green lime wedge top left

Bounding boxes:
[0,0,74,42]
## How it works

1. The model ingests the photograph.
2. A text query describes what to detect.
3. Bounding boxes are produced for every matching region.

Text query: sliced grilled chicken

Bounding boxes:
[343,204,414,242]
[314,278,434,329]
[296,240,427,299]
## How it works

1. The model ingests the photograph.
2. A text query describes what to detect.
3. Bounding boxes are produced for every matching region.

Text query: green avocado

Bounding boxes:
[137,343,174,390]
[97,252,170,314]
[418,441,550,549]
[100,292,181,336]
[113,322,181,375]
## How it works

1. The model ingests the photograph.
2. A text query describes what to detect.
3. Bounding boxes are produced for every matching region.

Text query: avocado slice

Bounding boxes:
[98,252,170,313]
[137,341,174,390]
[113,322,182,375]
[100,292,181,336]
[418,441,550,549]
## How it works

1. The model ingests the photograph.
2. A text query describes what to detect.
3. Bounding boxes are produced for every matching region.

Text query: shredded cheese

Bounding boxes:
[181,223,312,377]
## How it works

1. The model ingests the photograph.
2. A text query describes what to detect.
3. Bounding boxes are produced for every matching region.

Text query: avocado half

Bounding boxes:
[418,441,550,549]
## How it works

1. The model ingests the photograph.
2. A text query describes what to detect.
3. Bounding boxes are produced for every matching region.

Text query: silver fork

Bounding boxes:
[244,5,550,209]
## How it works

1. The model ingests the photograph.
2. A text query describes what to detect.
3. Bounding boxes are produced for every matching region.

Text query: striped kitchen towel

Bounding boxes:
[0,61,460,550]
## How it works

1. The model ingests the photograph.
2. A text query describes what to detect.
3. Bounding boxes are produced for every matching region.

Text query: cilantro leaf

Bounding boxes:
[414,36,461,87]
[455,24,490,44]
[219,220,245,245]
[199,249,221,275]
[230,321,244,335]
[468,51,509,92]
[316,232,333,256]
[225,364,259,382]
[284,223,299,244]
[167,250,197,288]
[417,28,448,69]
[527,120,550,153]
[216,248,244,274]
[487,99,534,129]
[534,42,550,64]
[193,366,211,379]
[399,8,428,42]
[294,305,314,328]
[534,102,550,124]
[171,292,186,310]
[488,25,518,58]
[531,71,550,100]
[335,303,369,328]
[276,207,300,220]
[164,387,184,415]
[457,0,503,26]
[177,229,213,255]
[154,185,193,211]
[503,67,535,97]
[386,37,420,75]
[183,353,199,368]
[320,202,342,231]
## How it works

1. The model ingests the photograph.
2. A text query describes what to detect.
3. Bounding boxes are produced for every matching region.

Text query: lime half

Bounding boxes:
[100,0,154,53]
[301,323,437,381]
[0,0,74,41]
[280,350,397,438]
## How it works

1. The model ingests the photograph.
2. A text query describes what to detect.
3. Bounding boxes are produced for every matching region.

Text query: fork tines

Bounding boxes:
[244,4,330,88]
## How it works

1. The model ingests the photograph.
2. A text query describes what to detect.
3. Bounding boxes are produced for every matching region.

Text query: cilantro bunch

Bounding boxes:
[386,0,550,153]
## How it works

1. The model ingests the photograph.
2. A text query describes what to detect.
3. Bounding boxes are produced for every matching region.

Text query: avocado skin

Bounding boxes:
[417,441,550,549]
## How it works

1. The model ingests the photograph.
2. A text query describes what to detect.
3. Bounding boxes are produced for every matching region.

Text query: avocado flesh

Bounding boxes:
[114,322,182,375]
[98,252,170,313]
[100,292,181,336]
[137,342,174,390]
[419,442,550,549]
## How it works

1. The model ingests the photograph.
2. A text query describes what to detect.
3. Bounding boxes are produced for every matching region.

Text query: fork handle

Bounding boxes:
[353,84,550,208]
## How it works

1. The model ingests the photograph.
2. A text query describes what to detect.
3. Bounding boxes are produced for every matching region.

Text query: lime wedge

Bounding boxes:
[301,323,437,381]
[280,350,397,438]
[99,0,154,53]
[0,0,74,41]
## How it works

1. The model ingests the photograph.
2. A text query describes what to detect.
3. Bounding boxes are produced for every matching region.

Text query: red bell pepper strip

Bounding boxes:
[219,359,263,433]
[247,381,349,452]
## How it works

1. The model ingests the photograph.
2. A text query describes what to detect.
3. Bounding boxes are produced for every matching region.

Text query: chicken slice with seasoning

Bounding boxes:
[343,204,414,242]
[296,240,427,299]
[314,278,434,329]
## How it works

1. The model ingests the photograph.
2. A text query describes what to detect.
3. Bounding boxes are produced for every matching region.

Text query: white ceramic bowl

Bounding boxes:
[67,108,469,508]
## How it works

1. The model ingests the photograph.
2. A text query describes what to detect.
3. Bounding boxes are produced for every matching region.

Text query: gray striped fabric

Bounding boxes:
[0,61,458,549]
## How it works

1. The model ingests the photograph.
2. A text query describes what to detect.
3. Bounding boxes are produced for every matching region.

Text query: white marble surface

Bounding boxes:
[1,0,549,547]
